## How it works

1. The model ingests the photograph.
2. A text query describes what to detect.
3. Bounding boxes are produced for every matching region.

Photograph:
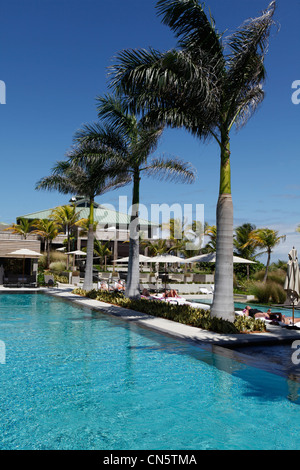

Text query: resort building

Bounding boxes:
[17,197,159,259]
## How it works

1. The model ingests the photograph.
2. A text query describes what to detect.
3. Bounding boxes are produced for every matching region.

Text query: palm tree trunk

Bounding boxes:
[83,198,95,291]
[263,250,271,283]
[125,170,140,299]
[211,132,235,322]
[46,239,51,269]
[66,225,70,270]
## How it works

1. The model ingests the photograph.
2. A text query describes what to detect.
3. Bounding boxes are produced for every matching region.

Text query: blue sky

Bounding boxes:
[0,0,299,262]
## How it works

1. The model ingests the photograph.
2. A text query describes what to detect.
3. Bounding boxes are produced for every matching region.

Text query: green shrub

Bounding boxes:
[37,272,45,286]
[253,268,286,285]
[54,274,69,284]
[49,261,67,272]
[249,280,286,304]
[72,289,266,334]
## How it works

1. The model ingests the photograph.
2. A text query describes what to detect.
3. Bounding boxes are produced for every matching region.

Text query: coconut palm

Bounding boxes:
[5,217,35,240]
[75,93,196,299]
[142,238,171,257]
[234,223,257,280]
[110,0,276,320]
[93,240,112,270]
[36,142,129,291]
[243,228,286,282]
[32,219,60,268]
[51,204,82,268]
[75,218,98,237]
[202,225,217,254]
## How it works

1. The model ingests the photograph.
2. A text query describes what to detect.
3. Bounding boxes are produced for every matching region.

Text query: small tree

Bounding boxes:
[244,228,286,282]
[32,219,60,269]
[5,217,35,240]
[51,204,82,268]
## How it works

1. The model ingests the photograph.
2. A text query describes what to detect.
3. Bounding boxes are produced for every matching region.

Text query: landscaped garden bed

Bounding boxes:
[72,288,267,334]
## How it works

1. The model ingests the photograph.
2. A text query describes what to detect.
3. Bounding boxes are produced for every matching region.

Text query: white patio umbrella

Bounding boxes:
[185,252,256,264]
[284,247,300,326]
[7,248,42,281]
[116,254,153,263]
[7,248,42,258]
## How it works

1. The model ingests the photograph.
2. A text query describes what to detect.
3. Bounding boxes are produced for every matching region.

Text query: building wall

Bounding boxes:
[0,238,41,257]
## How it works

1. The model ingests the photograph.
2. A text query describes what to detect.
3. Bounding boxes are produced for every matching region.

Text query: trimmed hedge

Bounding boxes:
[72,289,266,334]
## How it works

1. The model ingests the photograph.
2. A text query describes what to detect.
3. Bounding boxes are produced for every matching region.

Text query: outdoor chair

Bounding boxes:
[99,272,112,282]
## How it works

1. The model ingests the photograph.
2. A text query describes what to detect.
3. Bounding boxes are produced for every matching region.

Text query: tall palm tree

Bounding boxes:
[244,228,286,282]
[75,93,196,299]
[51,204,82,268]
[36,143,129,291]
[110,0,276,320]
[32,219,60,268]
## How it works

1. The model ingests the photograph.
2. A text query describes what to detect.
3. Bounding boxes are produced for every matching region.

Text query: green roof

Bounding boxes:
[19,204,158,227]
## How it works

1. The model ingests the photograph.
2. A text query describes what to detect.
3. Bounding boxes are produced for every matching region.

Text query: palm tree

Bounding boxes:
[75,93,196,299]
[51,204,82,268]
[243,228,285,282]
[32,219,60,268]
[110,0,276,320]
[75,218,98,237]
[234,223,257,280]
[203,225,217,254]
[5,217,35,239]
[93,240,112,270]
[142,238,171,257]
[36,143,129,291]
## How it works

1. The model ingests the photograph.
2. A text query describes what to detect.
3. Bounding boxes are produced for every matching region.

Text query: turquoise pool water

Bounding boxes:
[1,292,300,450]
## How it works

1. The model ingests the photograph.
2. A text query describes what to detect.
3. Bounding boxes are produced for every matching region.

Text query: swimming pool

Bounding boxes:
[1,292,300,450]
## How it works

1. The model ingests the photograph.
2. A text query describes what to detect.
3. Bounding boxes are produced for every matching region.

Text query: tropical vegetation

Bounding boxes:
[242,228,286,282]
[5,217,35,240]
[32,219,60,269]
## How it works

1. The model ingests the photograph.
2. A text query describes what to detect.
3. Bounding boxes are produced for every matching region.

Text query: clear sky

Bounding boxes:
[0,0,299,262]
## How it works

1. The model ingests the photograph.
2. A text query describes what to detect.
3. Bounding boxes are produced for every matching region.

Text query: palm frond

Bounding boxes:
[156,0,223,58]
[143,156,196,183]
[111,47,221,140]
[96,93,138,139]
[224,1,277,128]
[35,174,77,194]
